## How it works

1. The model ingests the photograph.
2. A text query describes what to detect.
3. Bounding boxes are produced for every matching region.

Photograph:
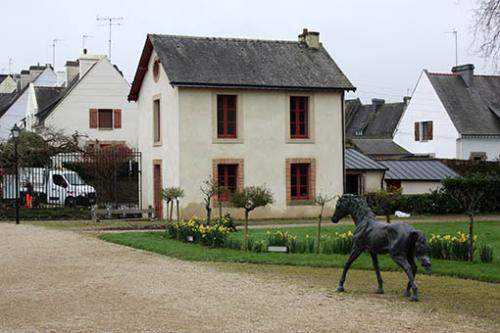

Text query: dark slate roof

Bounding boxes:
[345,98,406,139]
[0,75,8,84]
[345,148,386,171]
[427,71,500,136]
[34,87,65,113]
[350,138,412,157]
[36,74,80,121]
[379,160,459,181]
[129,34,355,100]
[0,93,15,110]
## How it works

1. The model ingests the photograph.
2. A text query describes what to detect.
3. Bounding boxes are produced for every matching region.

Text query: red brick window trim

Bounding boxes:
[212,159,244,202]
[290,96,309,139]
[286,158,316,201]
[217,95,237,138]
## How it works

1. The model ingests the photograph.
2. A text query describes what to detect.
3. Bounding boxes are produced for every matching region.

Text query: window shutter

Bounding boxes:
[89,109,98,128]
[414,122,420,141]
[427,121,433,140]
[113,109,122,128]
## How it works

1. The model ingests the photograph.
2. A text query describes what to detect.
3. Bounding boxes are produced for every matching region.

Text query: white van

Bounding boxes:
[2,168,96,207]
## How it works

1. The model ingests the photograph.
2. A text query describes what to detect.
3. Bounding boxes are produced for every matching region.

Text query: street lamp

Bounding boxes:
[11,124,21,225]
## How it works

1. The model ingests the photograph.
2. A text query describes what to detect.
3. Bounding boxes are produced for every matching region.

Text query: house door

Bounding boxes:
[346,174,361,195]
[153,162,163,219]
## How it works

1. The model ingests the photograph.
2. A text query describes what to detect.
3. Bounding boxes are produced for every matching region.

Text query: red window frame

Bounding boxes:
[290,163,310,200]
[217,95,237,138]
[217,164,238,201]
[290,96,309,139]
[386,180,401,191]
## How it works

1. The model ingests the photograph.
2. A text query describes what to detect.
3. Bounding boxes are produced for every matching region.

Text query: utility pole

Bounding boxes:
[97,16,123,60]
[51,38,63,69]
[446,30,458,66]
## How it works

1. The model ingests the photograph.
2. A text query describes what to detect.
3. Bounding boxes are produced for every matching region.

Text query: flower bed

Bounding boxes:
[166,216,232,247]
[428,232,476,261]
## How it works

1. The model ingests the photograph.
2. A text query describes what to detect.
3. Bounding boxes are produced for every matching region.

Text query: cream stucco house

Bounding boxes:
[128,30,355,219]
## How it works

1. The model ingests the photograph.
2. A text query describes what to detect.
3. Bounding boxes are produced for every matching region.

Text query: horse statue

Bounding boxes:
[331,194,432,301]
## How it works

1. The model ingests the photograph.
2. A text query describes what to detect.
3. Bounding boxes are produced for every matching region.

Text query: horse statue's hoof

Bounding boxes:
[336,286,345,292]
[375,288,384,294]
[410,295,419,302]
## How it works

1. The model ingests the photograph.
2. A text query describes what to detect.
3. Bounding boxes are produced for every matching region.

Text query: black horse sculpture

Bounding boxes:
[331,194,432,301]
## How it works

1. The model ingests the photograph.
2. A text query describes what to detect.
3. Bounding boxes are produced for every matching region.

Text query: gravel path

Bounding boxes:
[0,223,490,333]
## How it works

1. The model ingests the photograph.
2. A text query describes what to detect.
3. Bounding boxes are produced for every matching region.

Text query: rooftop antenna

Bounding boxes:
[96,15,123,60]
[82,34,92,51]
[50,38,63,69]
[446,30,458,66]
[8,58,13,74]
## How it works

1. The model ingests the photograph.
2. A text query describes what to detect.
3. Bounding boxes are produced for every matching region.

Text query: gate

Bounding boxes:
[0,146,142,217]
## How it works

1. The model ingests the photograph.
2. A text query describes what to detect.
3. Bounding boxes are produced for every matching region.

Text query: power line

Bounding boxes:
[97,16,123,60]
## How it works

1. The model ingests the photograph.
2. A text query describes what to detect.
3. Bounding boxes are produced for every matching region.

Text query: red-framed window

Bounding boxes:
[290,163,310,200]
[217,164,238,201]
[217,95,237,138]
[290,96,309,138]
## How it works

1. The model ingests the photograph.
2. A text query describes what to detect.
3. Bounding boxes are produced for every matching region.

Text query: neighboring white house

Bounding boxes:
[128,30,355,219]
[0,65,58,140]
[378,159,459,195]
[32,53,138,148]
[394,64,500,161]
[0,74,17,93]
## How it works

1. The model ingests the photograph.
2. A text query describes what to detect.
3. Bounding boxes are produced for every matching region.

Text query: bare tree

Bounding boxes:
[200,177,223,225]
[314,193,335,254]
[474,0,500,67]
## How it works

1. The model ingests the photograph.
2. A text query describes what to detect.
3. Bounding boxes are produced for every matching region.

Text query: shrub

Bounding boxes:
[479,244,494,263]
[267,230,294,247]
[428,232,477,261]
[213,214,236,232]
[365,189,402,222]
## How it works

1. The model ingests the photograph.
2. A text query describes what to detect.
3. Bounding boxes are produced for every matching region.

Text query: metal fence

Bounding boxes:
[0,148,142,214]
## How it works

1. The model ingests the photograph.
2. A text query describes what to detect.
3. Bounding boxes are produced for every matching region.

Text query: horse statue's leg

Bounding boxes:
[370,253,384,294]
[391,255,419,301]
[404,255,418,298]
[337,247,363,292]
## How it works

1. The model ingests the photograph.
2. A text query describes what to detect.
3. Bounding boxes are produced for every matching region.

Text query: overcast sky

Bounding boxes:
[0,0,486,102]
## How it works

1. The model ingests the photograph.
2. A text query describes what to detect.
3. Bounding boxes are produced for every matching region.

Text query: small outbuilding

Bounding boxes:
[378,159,459,194]
[345,148,386,195]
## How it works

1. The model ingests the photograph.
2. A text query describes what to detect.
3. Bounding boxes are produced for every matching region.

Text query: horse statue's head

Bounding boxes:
[331,194,357,223]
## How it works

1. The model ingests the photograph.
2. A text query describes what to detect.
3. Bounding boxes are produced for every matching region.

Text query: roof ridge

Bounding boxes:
[148,33,300,44]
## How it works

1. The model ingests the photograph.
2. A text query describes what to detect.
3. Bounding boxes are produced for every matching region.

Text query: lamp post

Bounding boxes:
[11,124,21,225]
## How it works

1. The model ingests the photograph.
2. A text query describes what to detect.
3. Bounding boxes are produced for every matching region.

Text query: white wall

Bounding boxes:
[399,181,442,195]
[0,76,17,93]
[394,71,459,158]
[0,68,57,140]
[43,58,138,147]
[136,50,180,216]
[176,88,344,219]
[457,137,500,161]
[363,171,384,193]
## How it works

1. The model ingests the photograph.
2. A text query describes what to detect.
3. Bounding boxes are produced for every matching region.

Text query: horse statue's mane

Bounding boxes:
[345,194,377,222]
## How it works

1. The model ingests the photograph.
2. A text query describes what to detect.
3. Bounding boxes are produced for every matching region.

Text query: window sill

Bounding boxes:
[287,199,315,206]
[97,128,114,131]
[153,141,162,147]
[286,137,315,144]
[213,137,244,144]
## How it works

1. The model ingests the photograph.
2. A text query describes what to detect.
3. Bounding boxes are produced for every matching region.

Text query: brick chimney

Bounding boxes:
[452,64,474,87]
[298,28,320,49]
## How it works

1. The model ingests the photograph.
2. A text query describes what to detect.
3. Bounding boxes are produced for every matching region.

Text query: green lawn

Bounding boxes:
[99,221,500,283]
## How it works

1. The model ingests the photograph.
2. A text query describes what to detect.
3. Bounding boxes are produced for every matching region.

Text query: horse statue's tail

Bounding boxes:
[412,230,432,275]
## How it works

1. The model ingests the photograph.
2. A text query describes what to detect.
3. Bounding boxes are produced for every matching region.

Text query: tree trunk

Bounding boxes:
[244,210,249,251]
[176,199,180,222]
[165,201,169,222]
[207,206,212,226]
[386,214,391,223]
[218,202,222,219]
[316,205,324,254]
[468,213,474,261]
[169,201,174,222]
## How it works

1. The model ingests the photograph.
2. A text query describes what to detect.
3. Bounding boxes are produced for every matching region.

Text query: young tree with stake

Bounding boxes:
[230,185,273,250]
[314,193,335,254]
